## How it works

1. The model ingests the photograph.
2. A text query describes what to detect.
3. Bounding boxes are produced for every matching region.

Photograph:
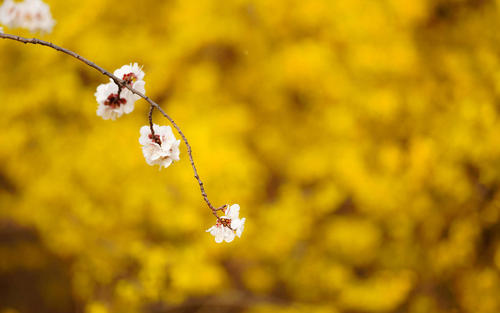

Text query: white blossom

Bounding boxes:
[206,204,246,243]
[0,0,55,33]
[223,204,246,238]
[95,82,134,120]
[94,63,146,120]
[0,26,3,33]
[113,62,145,102]
[206,224,235,243]
[0,0,20,30]
[139,124,180,169]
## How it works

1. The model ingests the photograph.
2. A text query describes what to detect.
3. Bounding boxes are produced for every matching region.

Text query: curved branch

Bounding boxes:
[0,32,220,218]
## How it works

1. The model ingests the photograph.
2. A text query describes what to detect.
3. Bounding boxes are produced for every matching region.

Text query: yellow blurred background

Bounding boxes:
[2,0,500,312]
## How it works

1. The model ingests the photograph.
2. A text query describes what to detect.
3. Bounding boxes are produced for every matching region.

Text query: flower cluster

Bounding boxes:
[0,0,55,33]
[139,124,180,169]
[95,63,145,120]
[206,204,246,243]
[93,63,245,242]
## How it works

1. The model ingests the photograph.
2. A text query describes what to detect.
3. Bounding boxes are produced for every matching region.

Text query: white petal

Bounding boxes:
[231,218,242,229]
[226,204,240,219]
[133,80,146,94]
[206,226,217,234]
[215,228,225,243]
[122,101,135,114]
[139,126,152,144]
[223,227,235,242]
[160,157,173,169]
[235,218,245,237]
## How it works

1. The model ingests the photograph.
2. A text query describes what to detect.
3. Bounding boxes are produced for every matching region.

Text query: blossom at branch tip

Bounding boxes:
[139,124,180,169]
[223,204,246,238]
[0,0,55,33]
[0,27,3,33]
[206,204,246,243]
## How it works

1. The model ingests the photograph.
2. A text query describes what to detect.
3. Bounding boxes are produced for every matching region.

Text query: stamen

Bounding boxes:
[220,218,231,228]
[122,72,138,85]
[104,93,126,109]
[148,133,162,145]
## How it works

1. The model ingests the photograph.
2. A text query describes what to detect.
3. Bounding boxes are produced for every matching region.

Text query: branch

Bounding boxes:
[0,32,220,219]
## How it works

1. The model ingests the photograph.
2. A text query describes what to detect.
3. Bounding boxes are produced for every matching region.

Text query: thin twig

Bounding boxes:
[0,32,220,220]
[148,104,155,135]
[147,104,162,146]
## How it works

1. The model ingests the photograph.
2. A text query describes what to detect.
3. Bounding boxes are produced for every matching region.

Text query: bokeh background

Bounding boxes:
[2,0,500,312]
